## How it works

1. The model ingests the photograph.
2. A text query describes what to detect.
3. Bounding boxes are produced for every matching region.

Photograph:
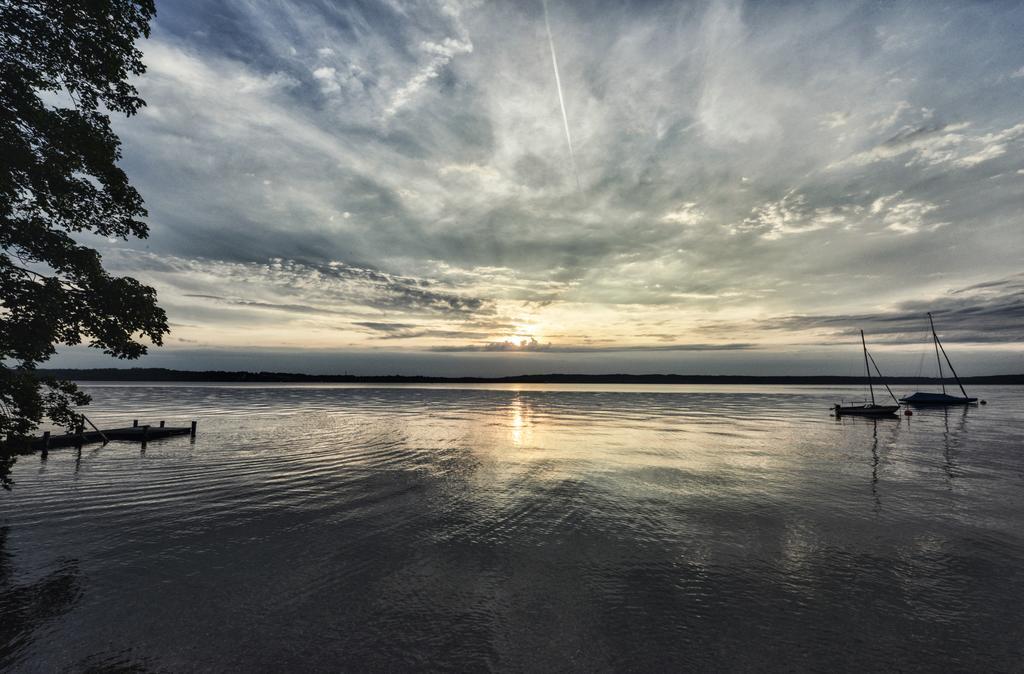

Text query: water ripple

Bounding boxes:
[2,384,1023,671]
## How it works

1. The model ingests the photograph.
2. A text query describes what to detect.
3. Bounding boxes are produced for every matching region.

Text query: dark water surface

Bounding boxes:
[2,384,1023,671]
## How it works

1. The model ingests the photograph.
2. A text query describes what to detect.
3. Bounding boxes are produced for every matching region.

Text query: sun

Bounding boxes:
[509,323,542,344]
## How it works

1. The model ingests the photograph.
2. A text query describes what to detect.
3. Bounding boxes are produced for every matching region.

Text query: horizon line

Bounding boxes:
[33,367,1024,385]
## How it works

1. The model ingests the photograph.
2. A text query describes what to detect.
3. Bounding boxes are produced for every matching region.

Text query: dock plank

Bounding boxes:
[29,425,194,451]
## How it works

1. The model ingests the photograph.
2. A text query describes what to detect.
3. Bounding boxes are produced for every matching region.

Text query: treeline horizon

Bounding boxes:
[34,368,1024,385]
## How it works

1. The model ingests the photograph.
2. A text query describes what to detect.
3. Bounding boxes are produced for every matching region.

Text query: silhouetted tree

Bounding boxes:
[1,0,167,454]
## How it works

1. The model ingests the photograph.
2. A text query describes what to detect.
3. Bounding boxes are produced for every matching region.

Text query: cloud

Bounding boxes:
[432,341,755,353]
[762,273,1024,345]
[73,0,1024,372]
[384,2,476,117]
[184,294,352,317]
[479,337,549,352]
[954,121,1024,167]
[835,122,970,168]
[110,251,494,320]
[661,203,706,226]
[736,191,827,239]
[834,119,1024,170]
[353,321,418,332]
[352,321,491,340]
[869,193,946,234]
[870,101,914,131]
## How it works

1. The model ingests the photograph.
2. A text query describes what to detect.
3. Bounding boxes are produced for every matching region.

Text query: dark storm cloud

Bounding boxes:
[432,341,755,353]
[763,274,1024,345]
[313,260,491,316]
[354,322,419,332]
[109,252,494,321]
[184,295,351,317]
[379,329,492,340]
[352,321,491,340]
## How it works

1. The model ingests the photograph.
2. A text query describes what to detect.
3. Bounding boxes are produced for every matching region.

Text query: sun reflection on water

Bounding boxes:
[509,395,533,447]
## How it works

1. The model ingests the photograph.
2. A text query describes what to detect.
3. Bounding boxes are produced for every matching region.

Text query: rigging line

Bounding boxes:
[933,323,970,399]
[867,352,900,405]
[915,325,932,379]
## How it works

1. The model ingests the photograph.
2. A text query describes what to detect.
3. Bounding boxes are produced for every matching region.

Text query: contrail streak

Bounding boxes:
[541,0,581,191]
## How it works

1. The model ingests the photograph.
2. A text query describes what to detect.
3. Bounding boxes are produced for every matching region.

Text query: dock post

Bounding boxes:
[42,431,50,459]
[159,420,165,428]
[190,421,197,439]
[141,424,149,450]
[133,419,138,427]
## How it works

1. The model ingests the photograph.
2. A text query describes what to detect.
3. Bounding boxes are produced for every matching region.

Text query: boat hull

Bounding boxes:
[899,392,977,405]
[834,404,900,416]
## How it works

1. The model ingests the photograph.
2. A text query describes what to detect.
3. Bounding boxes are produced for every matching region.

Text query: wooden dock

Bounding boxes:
[29,420,197,452]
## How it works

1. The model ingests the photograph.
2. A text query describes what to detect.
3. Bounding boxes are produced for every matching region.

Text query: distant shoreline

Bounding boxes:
[34,368,1024,385]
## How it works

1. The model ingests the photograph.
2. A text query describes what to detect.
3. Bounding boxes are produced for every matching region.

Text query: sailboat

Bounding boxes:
[834,330,901,416]
[899,312,977,405]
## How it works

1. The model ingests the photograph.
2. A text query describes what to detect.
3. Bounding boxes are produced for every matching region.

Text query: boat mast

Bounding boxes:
[928,312,970,399]
[928,312,946,394]
[861,329,875,405]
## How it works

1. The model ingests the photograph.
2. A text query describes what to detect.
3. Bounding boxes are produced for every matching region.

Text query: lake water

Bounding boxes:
[2,384,1023,671]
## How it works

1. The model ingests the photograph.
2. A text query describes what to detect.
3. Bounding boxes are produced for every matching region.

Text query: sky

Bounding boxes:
[54,0,1024,376]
